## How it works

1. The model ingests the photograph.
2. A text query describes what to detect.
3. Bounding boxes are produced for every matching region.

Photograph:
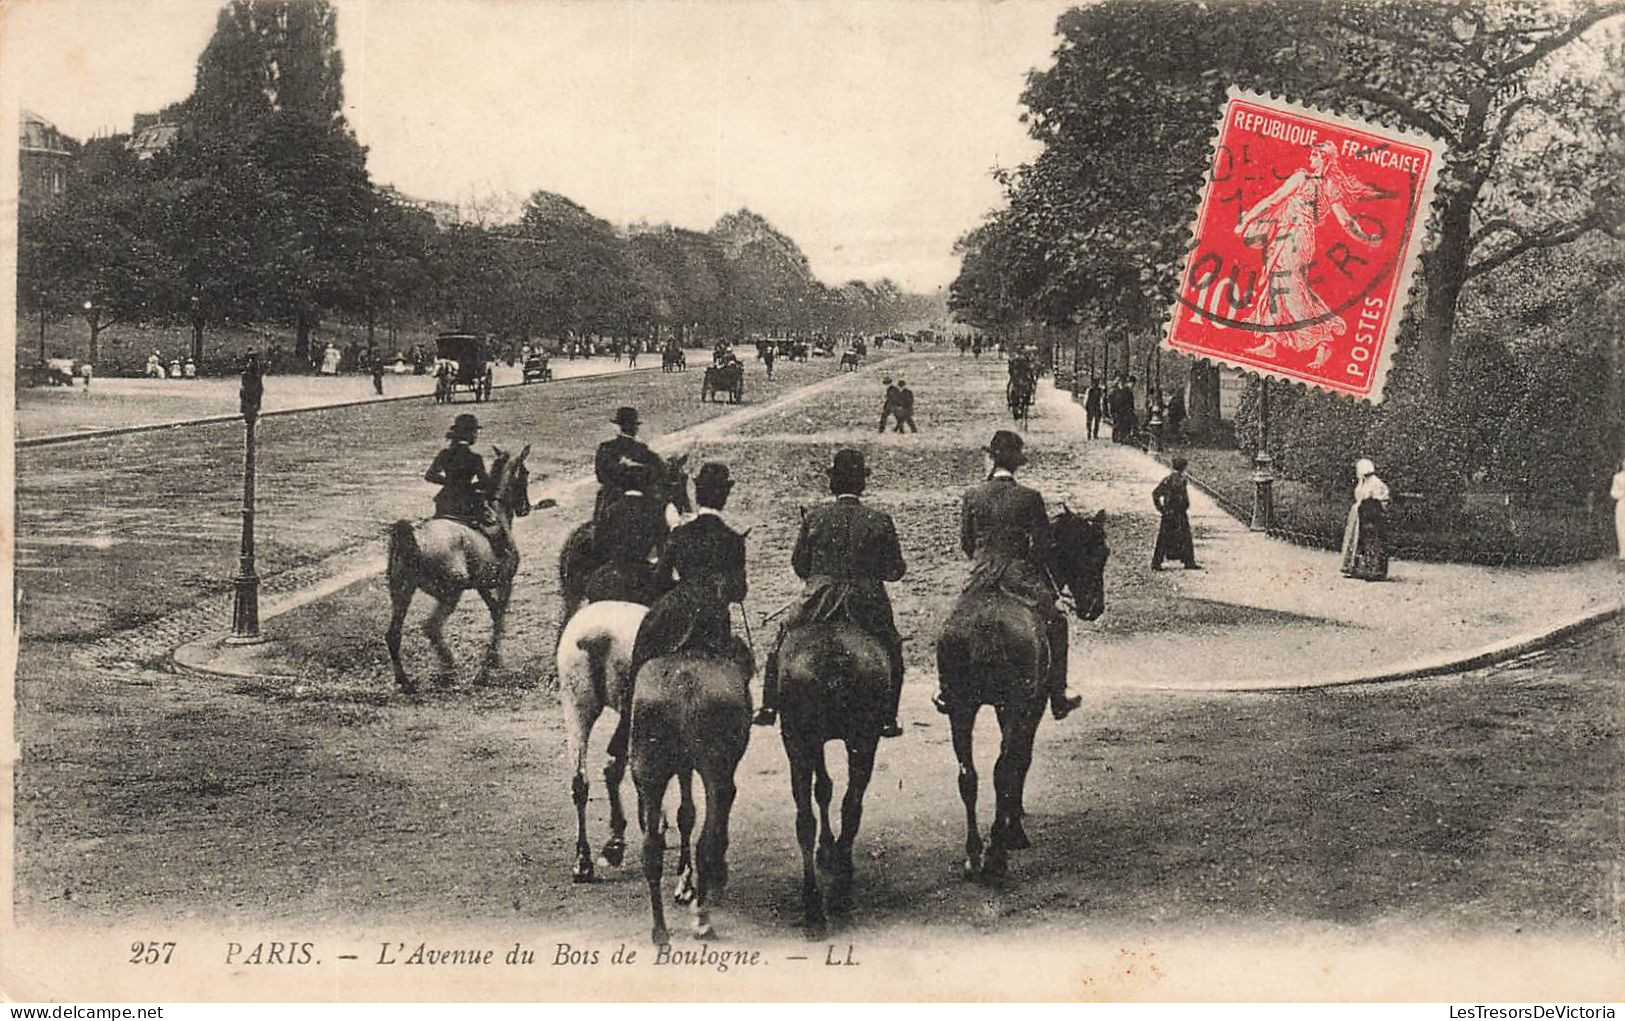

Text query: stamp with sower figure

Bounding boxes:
[1164,88,1445,402]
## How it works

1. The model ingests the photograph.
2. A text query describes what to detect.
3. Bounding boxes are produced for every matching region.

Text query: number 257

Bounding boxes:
[129,942,175,965]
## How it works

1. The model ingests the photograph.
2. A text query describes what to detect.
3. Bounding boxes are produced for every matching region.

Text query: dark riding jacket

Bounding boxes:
[631,511,748,671]
[593,433,662,520]
[584,490,669,604]
[960,473,1057,608]
[785,495,905,639]
[425,442,490,521]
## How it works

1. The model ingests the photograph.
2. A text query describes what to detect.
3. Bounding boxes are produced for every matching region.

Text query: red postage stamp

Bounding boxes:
[1164,88,1445,402]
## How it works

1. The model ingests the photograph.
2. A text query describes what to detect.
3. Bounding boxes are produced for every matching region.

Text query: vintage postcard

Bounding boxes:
[4,0,1622,1006]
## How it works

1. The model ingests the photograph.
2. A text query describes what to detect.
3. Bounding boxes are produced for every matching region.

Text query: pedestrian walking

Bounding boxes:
[372,355,385,396]
[1084,379,1103,439]
[1151,456,1201,570]
[1611,459,1625,562]
[893,378,918,433]
[1340,457,1391,581]
[878,377,899,433]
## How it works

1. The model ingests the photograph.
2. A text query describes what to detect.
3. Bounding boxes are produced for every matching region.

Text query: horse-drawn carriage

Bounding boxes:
[433,332,495,403]
[662,345,687,372]
[522,350,553,383]
[701,360,744,403]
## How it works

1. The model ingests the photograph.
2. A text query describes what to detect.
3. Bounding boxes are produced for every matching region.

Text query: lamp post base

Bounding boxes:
[227,573,262,644]
[1250,453,1275,532]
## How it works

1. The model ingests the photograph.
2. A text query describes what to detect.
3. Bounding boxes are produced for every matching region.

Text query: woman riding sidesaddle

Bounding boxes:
[424,413,510,559]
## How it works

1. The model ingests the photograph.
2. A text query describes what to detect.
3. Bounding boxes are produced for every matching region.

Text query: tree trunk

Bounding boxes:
[1187,360,1222,439]
[191,316,205,366]
[1417,187,1475,396]
[365,300,376,349]
[295,310,314,363]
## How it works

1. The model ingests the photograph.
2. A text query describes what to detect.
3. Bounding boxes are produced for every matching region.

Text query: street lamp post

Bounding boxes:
[190,295,205,367]
[83,299,95,364]
[1250,377,1275,531]
[228,354,266,644]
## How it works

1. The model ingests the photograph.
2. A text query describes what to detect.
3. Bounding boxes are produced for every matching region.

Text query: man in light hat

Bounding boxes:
[936,429,1081,720]
[756,449,908,737]
[424,412,510,559]
[593,406,664,523]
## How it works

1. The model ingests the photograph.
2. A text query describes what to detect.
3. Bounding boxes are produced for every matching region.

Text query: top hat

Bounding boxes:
[985,429,1028,467]
[612,406,640,429]
[447,413,481,441]
[882,377,893,385]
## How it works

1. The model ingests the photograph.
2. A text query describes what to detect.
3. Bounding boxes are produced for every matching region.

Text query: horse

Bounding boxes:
[935,508,1109,880]
[631,649,754,945]
[1007,375,1035,426]
[662,347,686,373]
[555,600,698,897]
[701,362,744,403]
[556,455,692,639]
[838,351,860,372]
[777,620,891,937]
[385,446,533,692]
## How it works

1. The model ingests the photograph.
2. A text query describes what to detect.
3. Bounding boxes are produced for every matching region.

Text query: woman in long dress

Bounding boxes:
[1341,457,1391,580]
[1234,141,1382,369]
[1611,461,1625,562]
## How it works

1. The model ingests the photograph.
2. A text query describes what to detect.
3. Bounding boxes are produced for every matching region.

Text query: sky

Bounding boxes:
[2,0,1076,292]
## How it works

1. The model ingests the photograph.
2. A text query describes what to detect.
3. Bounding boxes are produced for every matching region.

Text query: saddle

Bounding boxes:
[432,509,508,550]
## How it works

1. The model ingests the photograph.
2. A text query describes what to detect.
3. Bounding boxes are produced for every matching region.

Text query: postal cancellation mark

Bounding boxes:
[1164,88,1446,402]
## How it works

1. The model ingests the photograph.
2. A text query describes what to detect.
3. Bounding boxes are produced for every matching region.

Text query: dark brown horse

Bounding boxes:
[385,446,532,692]
[935,508,1108,879]
[631,650,754,946]
[556,455,692,638]
[777,621,891,937]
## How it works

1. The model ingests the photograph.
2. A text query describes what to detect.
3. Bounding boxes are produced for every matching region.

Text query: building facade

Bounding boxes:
[19,110,76,214]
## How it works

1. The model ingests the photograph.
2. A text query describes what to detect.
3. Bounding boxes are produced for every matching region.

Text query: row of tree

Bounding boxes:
[18,0,932,370]
[950,0,1625,503]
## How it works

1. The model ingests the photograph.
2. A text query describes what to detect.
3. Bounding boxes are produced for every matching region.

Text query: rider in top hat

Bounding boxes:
[935,429,1081,720]
[594,406,664,522]
[583,460,670,605]
[425,413,510,559]
[756,448,908,738]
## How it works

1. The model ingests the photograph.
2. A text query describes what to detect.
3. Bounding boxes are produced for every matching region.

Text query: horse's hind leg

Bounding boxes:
[786,751,826,939]
[828,738,877,917]
[1003,706,1043,851]
[813,748,836,871]
[692,769,737,940]
[568,711,597,883]
[599,747,629,869]
[637,773,671,947]
[385,579,417,693]
[422,591,463,686]
[950,708,984,879]
[672,769,697,907]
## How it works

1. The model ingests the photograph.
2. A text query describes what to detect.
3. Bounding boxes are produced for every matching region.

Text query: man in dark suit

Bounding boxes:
[593,406,664,522]
[583,462,670,605]
[628,462,752,680]
[1084,379,1103,439]
[878,377,900,433]
[755,449,908,738]
[935,429,1081,720]
[893,378,918,433]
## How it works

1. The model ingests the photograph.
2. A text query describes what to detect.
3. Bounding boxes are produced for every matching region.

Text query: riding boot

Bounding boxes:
[880,635,905,738]
[753,649,779,726]
[1047,615,1081,720]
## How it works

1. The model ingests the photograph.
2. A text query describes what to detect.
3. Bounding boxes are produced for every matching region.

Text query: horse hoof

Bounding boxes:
[571,859,595,884]
[598,840,626,868]
[982,856,1008,880]
[651,927,670,948]
[804,918,827,942]
[1006,822,1032,851]
[692,921,715,941]
[673,875,697,906]
[961,857,981,881]
[396,680,418,695]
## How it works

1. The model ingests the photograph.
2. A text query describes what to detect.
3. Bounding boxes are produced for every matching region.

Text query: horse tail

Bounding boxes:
[387,520,420,577]
[577,632,616,711]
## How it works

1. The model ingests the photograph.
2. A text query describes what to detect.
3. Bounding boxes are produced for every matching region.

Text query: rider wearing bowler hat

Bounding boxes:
[936,429,1081,720]
[425,413,510,559]
[756,448,908,738]
[594,406,665,523]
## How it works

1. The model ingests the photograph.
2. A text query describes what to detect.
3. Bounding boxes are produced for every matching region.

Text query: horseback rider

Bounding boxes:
[424,413,511,559]
[628,462,753,682]
[755,449,907,739]
[934,429,1082,721]
[593,406,664,523]
[583,460,670,605]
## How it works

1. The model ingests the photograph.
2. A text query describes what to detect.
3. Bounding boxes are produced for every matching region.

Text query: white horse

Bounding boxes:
[556,600,697,901]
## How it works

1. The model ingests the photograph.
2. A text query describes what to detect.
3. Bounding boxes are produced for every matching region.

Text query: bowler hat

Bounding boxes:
[447,413,481,441]
[695,462,734,493]
[826,448,869,495]
[985,429,1027,467]
[611,406,640,429]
